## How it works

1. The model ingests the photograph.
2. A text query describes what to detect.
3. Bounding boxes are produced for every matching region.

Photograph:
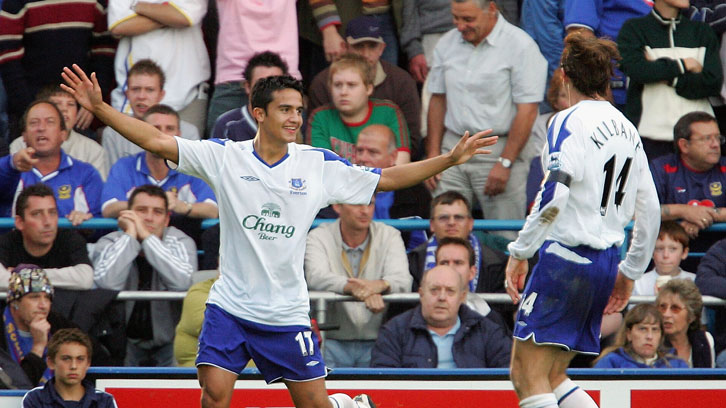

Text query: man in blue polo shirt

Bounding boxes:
[651,111,726,270]
[0,100,102,225]
[102,104,217,220]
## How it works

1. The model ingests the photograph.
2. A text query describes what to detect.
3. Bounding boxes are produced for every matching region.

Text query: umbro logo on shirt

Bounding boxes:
[240,176,260,181]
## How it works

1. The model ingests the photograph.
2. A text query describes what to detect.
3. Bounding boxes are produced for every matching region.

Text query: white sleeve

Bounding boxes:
[108,0,134,29]
[508,113,585,259]
[618,150,661,281]
[321,155,380,206]
[168,0,207,25]
[174,137,226,188]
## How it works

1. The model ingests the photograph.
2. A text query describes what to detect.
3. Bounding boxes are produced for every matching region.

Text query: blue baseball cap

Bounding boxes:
[345,15,385,45]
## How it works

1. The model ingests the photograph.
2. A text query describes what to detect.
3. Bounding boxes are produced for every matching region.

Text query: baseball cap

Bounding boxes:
[345,15,385,45]
[8,264,53,303]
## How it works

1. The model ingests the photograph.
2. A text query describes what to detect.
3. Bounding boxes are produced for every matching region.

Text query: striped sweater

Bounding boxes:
[309,0,391,30]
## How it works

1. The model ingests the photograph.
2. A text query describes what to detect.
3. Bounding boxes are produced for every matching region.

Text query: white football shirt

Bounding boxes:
[176,138,380,326]
[508,100,661,280]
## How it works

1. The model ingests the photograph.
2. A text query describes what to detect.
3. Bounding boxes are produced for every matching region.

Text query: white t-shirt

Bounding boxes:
[108,0,211,112]
[633,269,696,297]
[176,138,380,326]
[509,100,661,281]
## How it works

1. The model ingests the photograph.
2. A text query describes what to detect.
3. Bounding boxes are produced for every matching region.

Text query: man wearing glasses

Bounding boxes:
[651,111,726,271]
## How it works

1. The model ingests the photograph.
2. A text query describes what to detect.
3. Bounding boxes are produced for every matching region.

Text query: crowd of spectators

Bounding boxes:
[2,0,726,382]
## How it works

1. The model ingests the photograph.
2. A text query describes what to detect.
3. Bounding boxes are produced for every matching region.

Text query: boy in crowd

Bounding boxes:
[22,328,118,407]
[633,221,694,297]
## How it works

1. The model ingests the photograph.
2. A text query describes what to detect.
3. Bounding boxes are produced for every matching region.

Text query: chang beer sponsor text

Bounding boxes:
[243,203,295,240]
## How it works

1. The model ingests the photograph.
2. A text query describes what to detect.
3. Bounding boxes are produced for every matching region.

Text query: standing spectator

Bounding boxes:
[211,52,289,141]
[594,304,688,368]
[305,196,412,368]
[427,0,546,238]
[0,101,103,223]
[92,185,196,366]
[657,279,714,367]
[0,185,93,290]
[0,0,115,140]
[101,105,217,220]
[355,124,431,249]
[103,59,200,167]
[1,266,81,386]
[650,111,726,271]
[108,0,210,136]
[521,0,565,103]
[205,0,300,136]
[10,86,109,180]
[370,265,511,368]
[618,0,723,160]
[563,0,652,108]
[308,53,411,164]
[309,15,422,158]
[174,274,218,367]
[399,0,454,139]
[21,329,118,408]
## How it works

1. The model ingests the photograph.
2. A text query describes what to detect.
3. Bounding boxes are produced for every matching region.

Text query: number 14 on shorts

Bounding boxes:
[520,292,538,317]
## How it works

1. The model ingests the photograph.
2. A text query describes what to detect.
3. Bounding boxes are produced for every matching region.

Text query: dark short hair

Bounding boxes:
[36,84,74,102]
[673,111,718,152]
[21,100,66,133]
[244,51,289,83]
[658,221,689,249]
[436,236,475,267]
[47,328,92,361]
[250,75,304,113]
[128,184,168,211]
[143,104,180,126]
[430,191,472,219]
[128,59,166,89]
[15,184,56,218]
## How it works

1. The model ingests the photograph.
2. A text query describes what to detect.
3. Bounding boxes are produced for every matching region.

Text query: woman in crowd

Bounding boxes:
[594,304,687,368]
[657,279,715,367]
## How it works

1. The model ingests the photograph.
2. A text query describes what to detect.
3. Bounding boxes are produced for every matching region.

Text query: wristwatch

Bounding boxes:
[498,157,512,169]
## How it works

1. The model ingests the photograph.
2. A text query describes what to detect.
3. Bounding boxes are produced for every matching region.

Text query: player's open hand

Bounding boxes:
[61,64,104,114]
[448,130,497,166]
[505,256,528,304]
[604,271,634,314]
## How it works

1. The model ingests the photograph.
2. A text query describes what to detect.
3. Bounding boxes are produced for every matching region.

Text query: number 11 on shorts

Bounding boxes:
[520,292,538,317]
[294,331,314,356]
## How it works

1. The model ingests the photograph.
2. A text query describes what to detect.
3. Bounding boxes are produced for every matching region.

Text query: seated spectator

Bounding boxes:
[594,304,688,368]
[651,111,726,271]
[103,59,200,167]
[1,266,80,385]
[211,51,289,141]
[305,196,412,368]
[696,234,726,367]
[408,191,511,322]
[618,0,722,160]
[10,85,108,180]
[307,53,411,164]
[0,101,103,224]
[174,273,218,367]
[435,236,508,329]
[633,221,694,298]
[101,104,217,220]
[657,279,715,367]
[354,124,430,249]
[0,184,93,290]
[21,328,118,407]
[370,265,511,368]
[91,185,196,367]
[309,15,421,158]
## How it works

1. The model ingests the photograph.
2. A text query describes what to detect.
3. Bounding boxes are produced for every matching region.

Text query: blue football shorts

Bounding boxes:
[196,303,328,383]
[512,240,619,354]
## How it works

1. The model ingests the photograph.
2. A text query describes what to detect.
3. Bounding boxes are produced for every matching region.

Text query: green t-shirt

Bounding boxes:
[307,98,411,161]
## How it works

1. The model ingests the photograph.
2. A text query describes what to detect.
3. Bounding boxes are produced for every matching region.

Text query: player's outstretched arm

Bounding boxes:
[376,130,497,192]
[61,64,179,163]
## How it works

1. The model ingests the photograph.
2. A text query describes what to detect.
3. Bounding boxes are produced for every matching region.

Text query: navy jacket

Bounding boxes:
[696,238,726,354]
[594,348,688,368]
[370,304,511,368]
[22,378,117,408]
